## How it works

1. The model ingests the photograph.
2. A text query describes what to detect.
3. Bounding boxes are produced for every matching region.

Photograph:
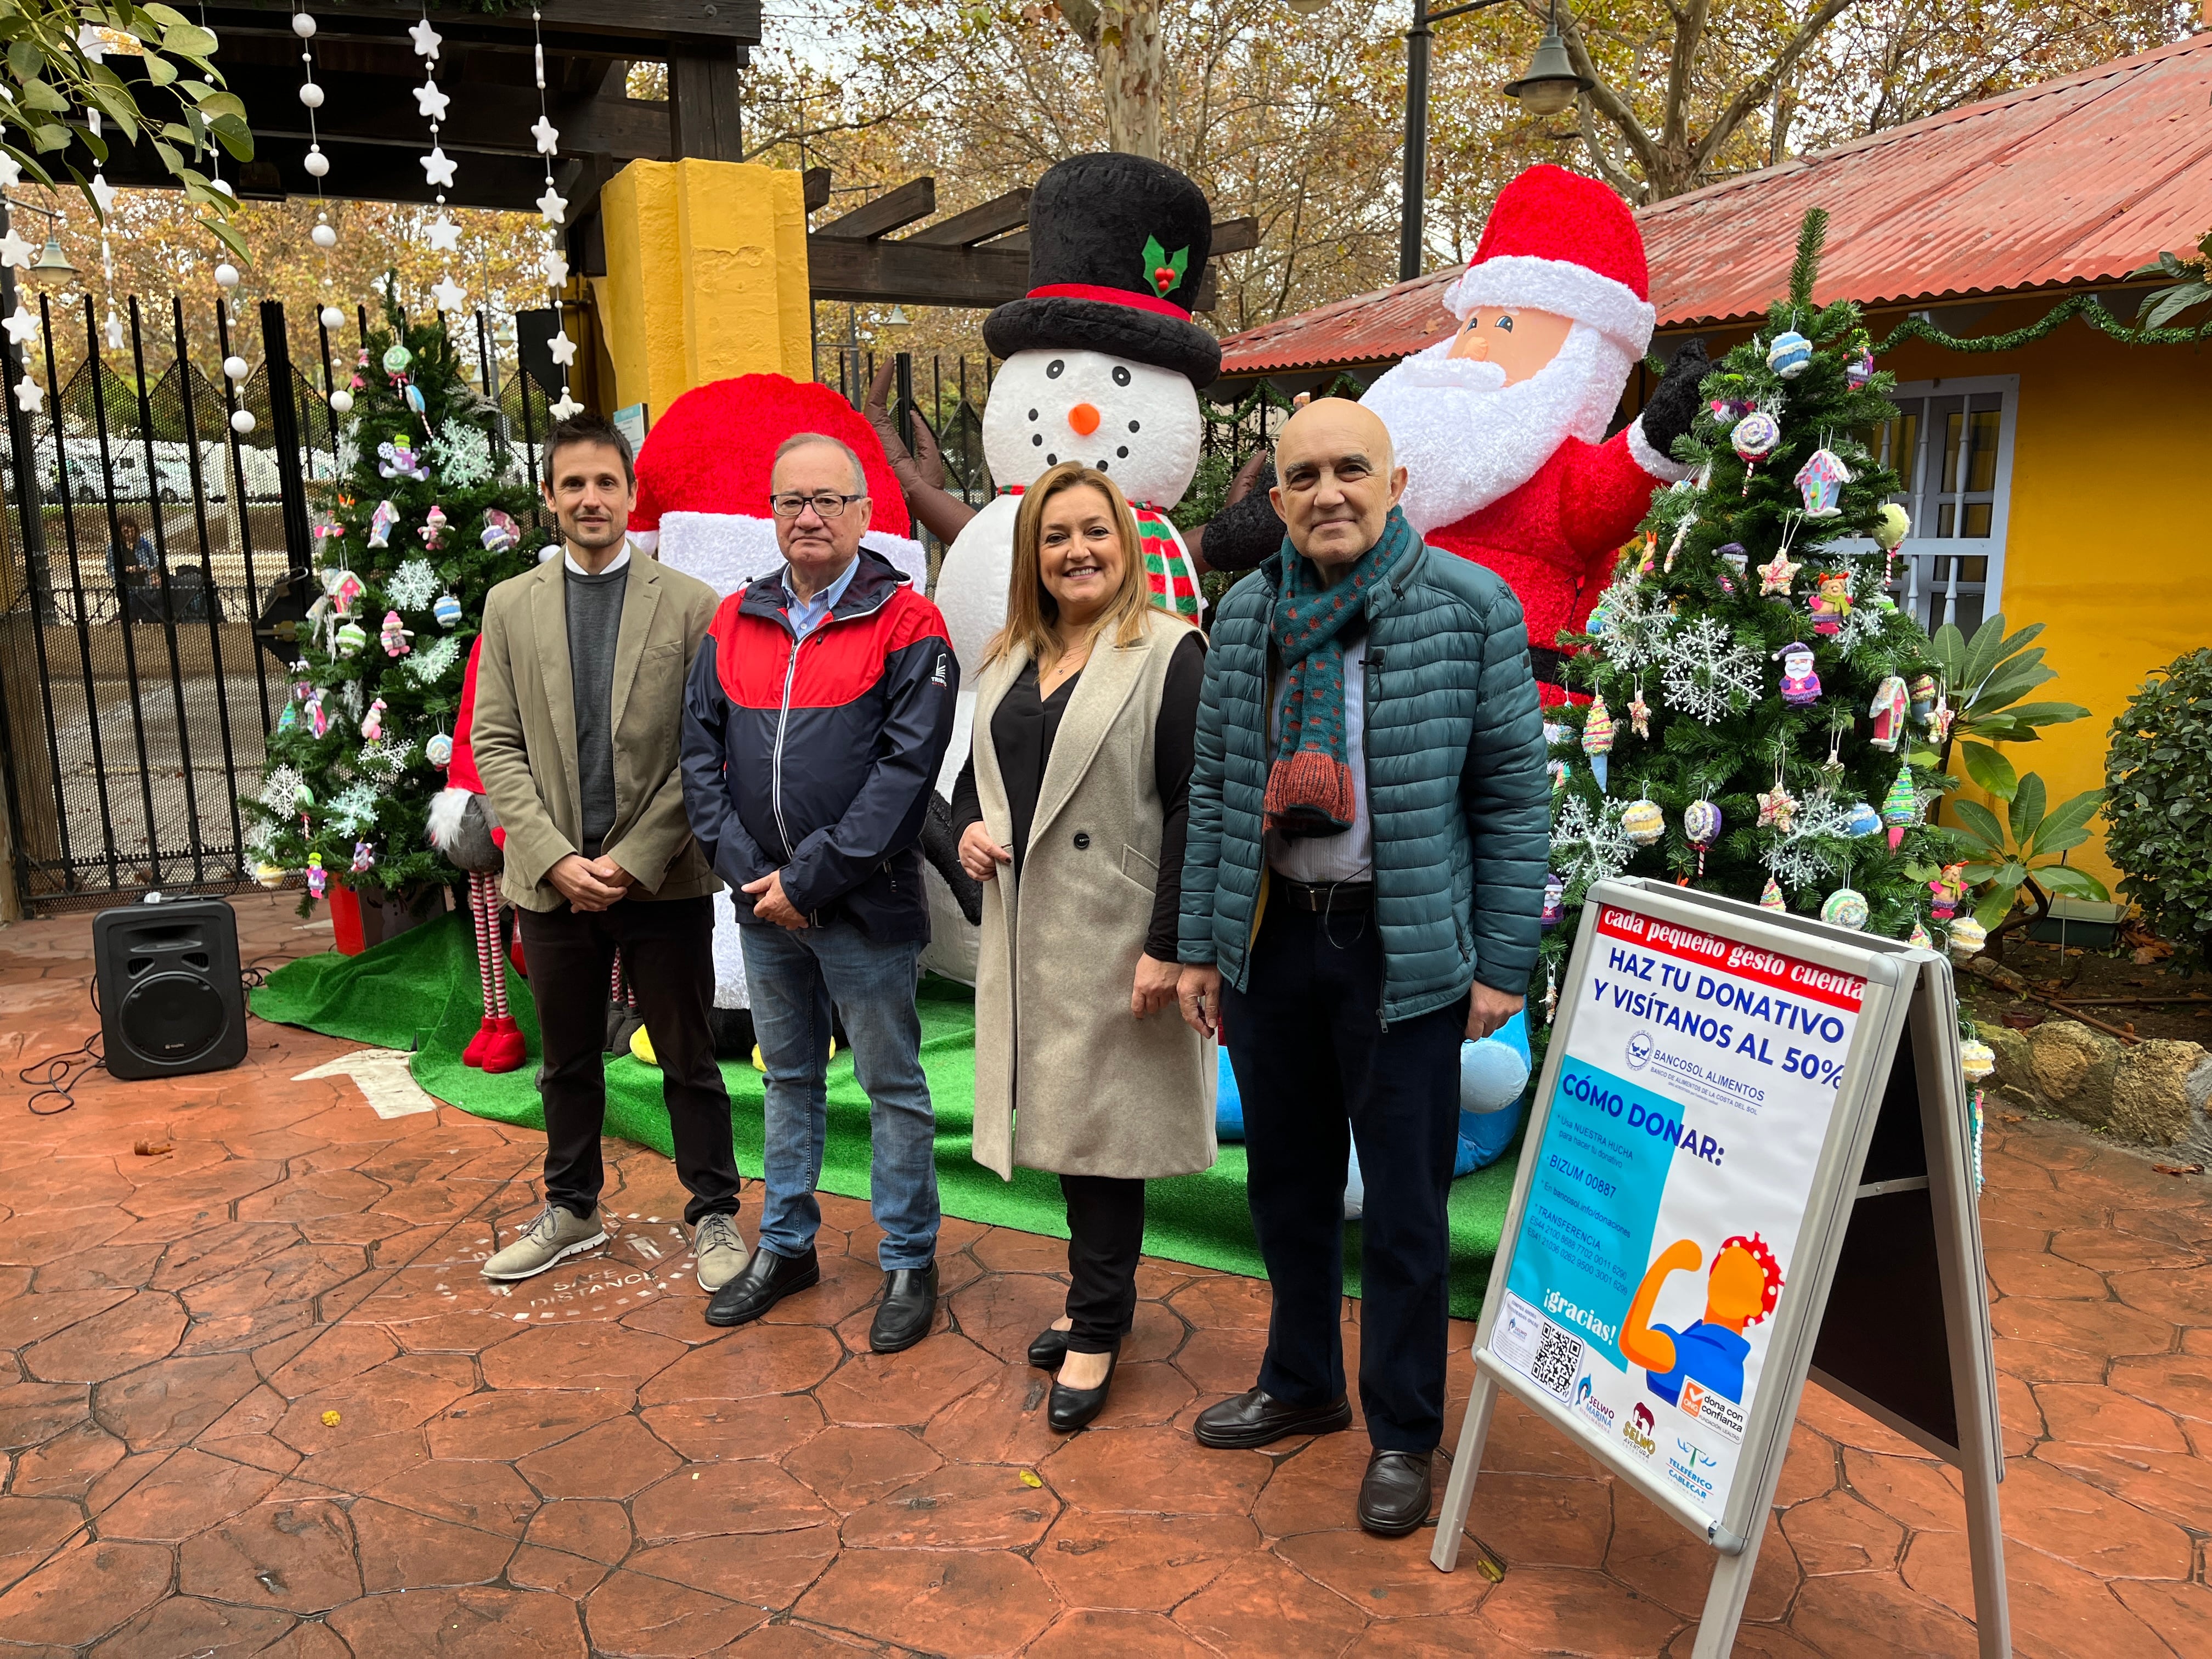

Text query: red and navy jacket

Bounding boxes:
[680,549,957,941]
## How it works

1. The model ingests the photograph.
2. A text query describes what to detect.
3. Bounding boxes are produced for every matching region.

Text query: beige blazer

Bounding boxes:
[471,548,721,912]
[970,612,1216,1182]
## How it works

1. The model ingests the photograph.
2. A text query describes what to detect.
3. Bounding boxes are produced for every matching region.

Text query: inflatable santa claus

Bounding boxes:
[1357,165,1707,702]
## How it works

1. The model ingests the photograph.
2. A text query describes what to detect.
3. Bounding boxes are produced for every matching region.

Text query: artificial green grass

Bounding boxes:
[253,910,1515,1314]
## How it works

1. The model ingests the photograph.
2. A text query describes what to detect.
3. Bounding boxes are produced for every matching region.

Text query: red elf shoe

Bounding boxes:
[479,1015,528,1075]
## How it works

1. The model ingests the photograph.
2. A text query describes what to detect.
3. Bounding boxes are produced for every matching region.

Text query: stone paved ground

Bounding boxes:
[0,892,2207,1657]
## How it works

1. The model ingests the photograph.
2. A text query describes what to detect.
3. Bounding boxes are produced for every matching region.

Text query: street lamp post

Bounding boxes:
[1398,0,1592,283]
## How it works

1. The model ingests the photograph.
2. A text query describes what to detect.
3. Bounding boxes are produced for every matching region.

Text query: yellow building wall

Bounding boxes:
[1881,297,2212,888]
[595,159,813,420]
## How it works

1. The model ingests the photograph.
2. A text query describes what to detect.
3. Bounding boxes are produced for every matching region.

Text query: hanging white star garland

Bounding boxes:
[412,12,465,313]
[529,7,582,420]
[0,196,40,415]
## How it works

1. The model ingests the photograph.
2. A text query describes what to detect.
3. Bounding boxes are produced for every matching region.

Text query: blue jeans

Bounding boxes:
[738,919,939,1270]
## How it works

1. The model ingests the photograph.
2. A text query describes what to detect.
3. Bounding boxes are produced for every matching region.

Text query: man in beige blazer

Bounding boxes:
[469,412,746,1292]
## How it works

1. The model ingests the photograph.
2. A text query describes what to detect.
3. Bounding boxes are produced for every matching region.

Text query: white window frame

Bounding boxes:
[1872,374,2019,634]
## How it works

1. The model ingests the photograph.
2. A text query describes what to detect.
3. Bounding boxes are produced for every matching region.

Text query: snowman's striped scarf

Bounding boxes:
[998,487,1201,620]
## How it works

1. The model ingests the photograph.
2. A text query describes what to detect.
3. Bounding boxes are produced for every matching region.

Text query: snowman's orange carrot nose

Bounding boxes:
[1066,403,1101,436]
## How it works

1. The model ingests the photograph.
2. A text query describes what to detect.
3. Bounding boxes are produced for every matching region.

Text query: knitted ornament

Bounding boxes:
[1846,348,1876,389]
[418,504,449,550]
[352,839,376,873]
[1930,862,1967,920]
[1759,877,1787,911]
[1882,764,1917,848]
[380,611,414,657]
[253,861,287,890]
[1757,782,1798,832]
[1809,572,1852,635]
[1716,543,1747,593]
[378,435,428,481]
[433,592,463,629]
[1910,673,1938,717]
[1622,798,1664,845]
[1869,675,1909,751]
[1775,641,1820,706]
[306,853,326,899]
[1960,1039,1995,1082]
[1844,800,1882,838]
[360,697,386,741]
[1908,919,1933,949]
[1733,411,1780,493]
[427,731,454,769]
[1683,798,1722,876]
[1627,683,1651,738]
[1758,545,1801,596]
[1820,888,1868,930]
[1581,692,1615,790]
[1948,916,1987,957]
[1541,871,1565,928]
[368,500,399,550]
[1765,331,1812,378]
[335,620,368,658]
[1872,503,1911,550]
[482,508,521,552]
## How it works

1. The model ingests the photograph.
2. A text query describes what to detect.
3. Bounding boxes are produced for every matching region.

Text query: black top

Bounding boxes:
[952,629,1205,961]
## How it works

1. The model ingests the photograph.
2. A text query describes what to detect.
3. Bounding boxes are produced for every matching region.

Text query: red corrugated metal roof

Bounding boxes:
[1217,33,2212,377]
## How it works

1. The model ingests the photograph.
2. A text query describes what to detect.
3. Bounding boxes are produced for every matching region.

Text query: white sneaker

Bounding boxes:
[481,1204,607,1280]
[693,1211,751,1292]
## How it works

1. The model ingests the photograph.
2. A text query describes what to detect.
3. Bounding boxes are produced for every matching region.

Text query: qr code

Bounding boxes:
[1530,1322,1584,1400]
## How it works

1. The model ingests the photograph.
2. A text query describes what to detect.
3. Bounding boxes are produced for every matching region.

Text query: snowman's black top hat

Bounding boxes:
[983,153,1222,387]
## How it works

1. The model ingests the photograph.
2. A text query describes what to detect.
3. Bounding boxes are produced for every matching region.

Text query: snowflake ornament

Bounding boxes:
[1584,577,1675,674]
[428,419,493,489]
[1658,616,1763,725]
[1551,796,1637,893]
[407,633,462,686]
[385,557,443,612]
[328,782,382,834]
[1762,789,1858,887]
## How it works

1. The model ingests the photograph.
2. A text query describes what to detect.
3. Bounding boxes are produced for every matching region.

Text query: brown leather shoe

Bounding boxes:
[1357,1449,1432,1536]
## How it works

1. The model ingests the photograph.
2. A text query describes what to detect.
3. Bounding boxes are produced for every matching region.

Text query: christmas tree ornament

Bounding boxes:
[1845,348,1876,390]
[230,409,256,435]
[1775,640,1821,706]
[1628,681,1650,738]
[1637,529,1658,577]
[368,500,399,549]
[428,419,494,490]
[1910,673,1937,718]
[276,701,297,735]
[307,853,327,899]
[1882,763,1917,848]
[1716,543,1747,593]
[482,509,521,552]
[1759,877,1787,911]
[427,730,454,769]
[1930,691,1954,744]
[292,781,317,811]
[335,620,368,658]
[1908,919,1933,950]
[1824,726,1846,776]
[382,343,413,375]
[1793,446,1852,516]
[419,504,449,550]
[1960,1039,1995,1082]
[1581,692,1615,791]
[1867,675,1909,749]
[403,382,427,416]
[1947,915,1987,957]
[1809,572,1852,635]
[1541,872,1565,929]
[304,693,328,739]
[1544,720,1570,794]
[385,558,442,612]
[253,860,287,890]
[1660,614,1763,725]
[360,697,386,741]
[1544,963,1558,1024]
[1765,329,1813,378]
[1757,756,1799,832]
[1820,888,1869,930]
[1872,501,1910,581]
[433,591,464,629]
[352,839,377,874]
[1929,862,1966,920]
[1664,515,1692,571]
[1732,410,1780,494]
[1622,798,1665,846]
[1684,798,1722,876]
[379,436,428,481]
[329,389,354,416]
[1757,527,1802,595]
[380,611,415,657]
[1844,800,1882,838]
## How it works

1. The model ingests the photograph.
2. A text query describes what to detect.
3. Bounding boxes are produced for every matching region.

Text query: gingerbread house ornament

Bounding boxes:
[1868,674,1910,750]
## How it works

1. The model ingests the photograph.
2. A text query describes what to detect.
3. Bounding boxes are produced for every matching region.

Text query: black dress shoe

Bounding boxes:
[1047,1341,1120,1432]
[1193,1387,1354,1450]
[868,1261,938,1354]
[1027,1325,1071,1370]
[703,1244,819,1327]
[1357,1449,1433,1537]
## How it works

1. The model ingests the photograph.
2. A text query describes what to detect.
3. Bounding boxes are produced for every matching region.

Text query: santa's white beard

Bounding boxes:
[1362,323,1634,537]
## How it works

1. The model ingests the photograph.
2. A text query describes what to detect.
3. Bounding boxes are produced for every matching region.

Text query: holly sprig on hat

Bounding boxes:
[1143,234,1189,298]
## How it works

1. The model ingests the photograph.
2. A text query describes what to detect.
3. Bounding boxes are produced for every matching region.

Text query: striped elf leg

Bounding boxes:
[472,868,527,1074]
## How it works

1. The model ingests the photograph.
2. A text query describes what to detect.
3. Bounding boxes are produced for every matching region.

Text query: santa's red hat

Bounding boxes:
[630,374,926,595]
[1443,165,1655,357]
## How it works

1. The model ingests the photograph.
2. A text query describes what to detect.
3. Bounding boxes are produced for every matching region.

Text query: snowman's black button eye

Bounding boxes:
[1098,459,1109,469]
[1032,435,1043,447]
[1028,409,1038,421]
[1127,420,1140,433]
[1047,360,1065,379]
[1116,446,1128,458]
[1046,453,1058,464]
[1112,366,1131,386]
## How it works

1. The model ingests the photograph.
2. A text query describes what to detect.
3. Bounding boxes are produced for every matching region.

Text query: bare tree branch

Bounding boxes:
[1689,0,1861,175]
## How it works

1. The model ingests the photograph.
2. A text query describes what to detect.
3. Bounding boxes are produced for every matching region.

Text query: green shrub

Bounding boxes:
[2103,647,2212,968]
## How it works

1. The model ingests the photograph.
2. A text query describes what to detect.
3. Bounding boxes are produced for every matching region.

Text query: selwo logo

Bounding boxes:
[1575,1373,1616,1432]
[1622,1401,1657,1457]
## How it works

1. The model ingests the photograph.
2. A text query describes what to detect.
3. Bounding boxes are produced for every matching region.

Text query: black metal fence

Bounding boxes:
[0,295,555,912]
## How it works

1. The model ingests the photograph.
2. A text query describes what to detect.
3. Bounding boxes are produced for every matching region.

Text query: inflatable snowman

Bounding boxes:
[630,374,929,1052]
[925,151,1222,982]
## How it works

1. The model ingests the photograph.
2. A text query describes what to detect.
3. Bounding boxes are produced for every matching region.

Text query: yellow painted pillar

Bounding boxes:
[596,158,812,417]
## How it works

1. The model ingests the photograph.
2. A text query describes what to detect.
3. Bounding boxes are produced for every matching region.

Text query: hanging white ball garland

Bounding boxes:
[329,390,353,415]
[215,263,240,289]
[320,304,346,330]
[231,409,256,434]
[292,10,316,36]
[304,146,329,179]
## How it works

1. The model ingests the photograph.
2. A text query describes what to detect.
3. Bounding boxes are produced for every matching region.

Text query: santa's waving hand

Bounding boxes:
[1361,165,1707,705]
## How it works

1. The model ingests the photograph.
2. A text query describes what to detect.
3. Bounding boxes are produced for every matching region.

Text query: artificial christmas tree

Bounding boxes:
[244,284,548,906]
[1536,210,1958,1027]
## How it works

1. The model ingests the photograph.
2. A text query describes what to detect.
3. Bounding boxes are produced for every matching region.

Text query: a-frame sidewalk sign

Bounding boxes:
[1433,877,2009,1658]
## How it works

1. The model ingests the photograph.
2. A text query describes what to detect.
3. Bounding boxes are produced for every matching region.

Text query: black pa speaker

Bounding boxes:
[93,895,248,1081]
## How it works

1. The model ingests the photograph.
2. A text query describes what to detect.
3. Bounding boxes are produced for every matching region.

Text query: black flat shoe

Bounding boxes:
[1047,1342,1121,1432]
[1193,1387,1353,1450]
[703,1244,819,1327]
[1028,1325,1071,1370]
[1357,1448,1433,1537]
[868,1261,938,1354]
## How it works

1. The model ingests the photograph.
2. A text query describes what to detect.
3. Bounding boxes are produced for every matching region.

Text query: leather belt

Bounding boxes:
[1276,876,1374,913]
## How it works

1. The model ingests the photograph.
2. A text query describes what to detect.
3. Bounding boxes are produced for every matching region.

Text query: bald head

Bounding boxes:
[1269,397,1407,570]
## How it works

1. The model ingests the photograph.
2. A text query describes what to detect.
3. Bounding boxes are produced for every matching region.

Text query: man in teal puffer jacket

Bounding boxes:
[1176,398,1550,1537]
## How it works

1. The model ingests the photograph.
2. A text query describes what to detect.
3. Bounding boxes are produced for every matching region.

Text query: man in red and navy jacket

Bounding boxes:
[680,431,958,1355]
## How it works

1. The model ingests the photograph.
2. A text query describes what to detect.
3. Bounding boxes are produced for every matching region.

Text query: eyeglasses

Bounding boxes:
[769,492,866,520]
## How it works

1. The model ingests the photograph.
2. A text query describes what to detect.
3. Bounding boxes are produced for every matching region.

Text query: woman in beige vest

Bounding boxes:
[952,462,1215,1432]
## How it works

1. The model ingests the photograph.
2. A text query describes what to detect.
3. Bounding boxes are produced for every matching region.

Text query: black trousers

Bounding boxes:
[1060,1173,1145,1353]
[517,895,740,1227]
[1221,901,1468,1453]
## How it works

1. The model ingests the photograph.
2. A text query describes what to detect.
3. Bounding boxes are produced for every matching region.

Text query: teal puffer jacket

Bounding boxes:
[1178,533,1552,1023]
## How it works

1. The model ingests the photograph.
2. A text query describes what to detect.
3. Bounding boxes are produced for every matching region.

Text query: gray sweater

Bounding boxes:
[566,562,627,857]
